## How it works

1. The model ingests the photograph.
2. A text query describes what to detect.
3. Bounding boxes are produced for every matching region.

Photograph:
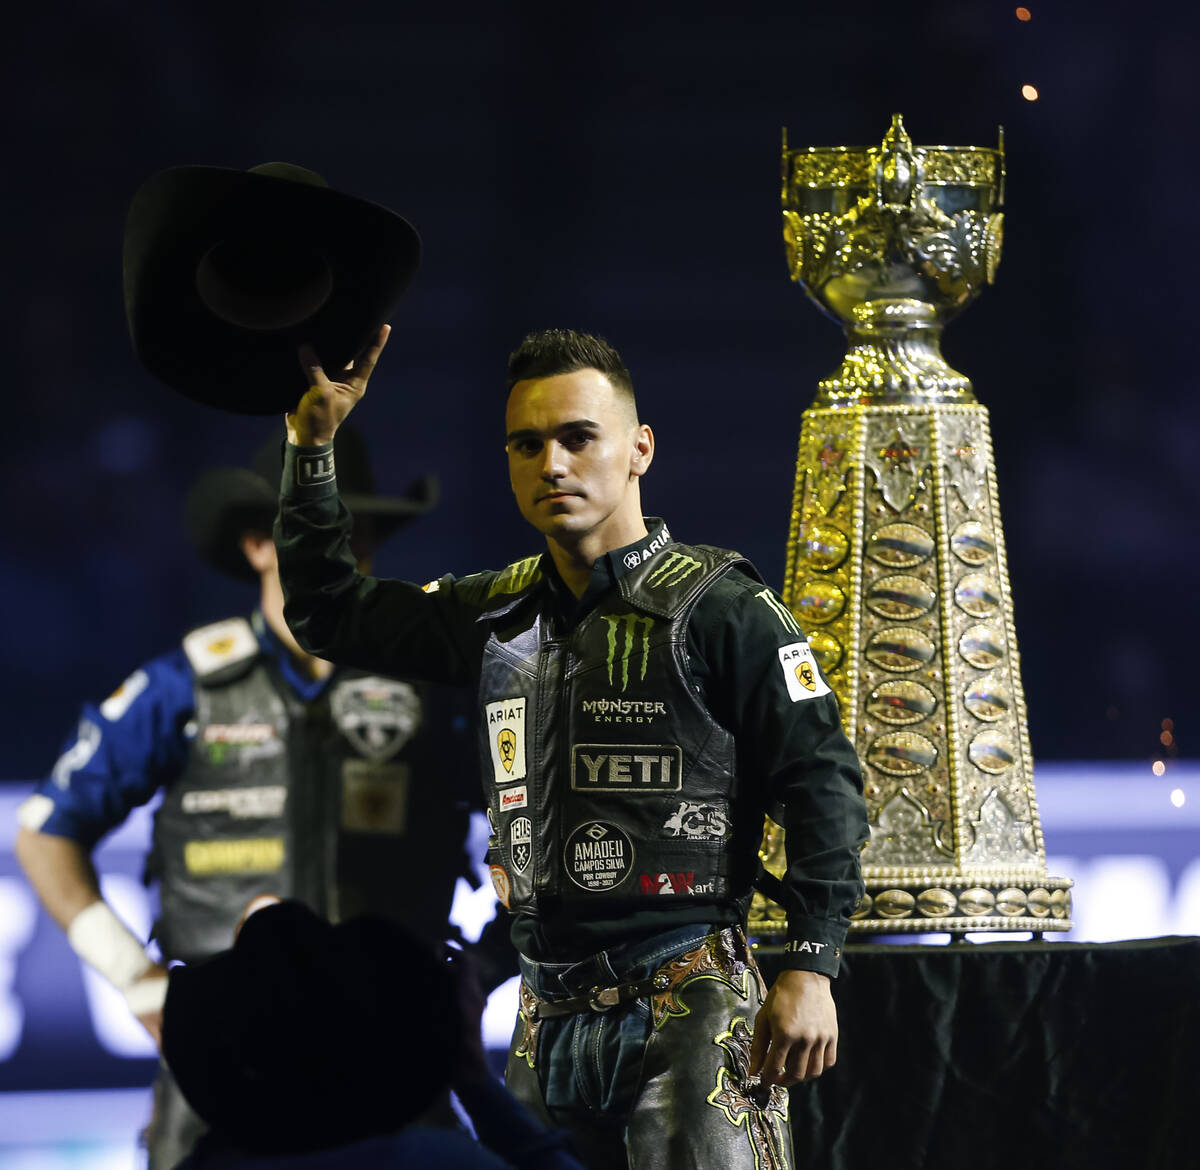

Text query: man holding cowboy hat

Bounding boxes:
[14,424,476,1168]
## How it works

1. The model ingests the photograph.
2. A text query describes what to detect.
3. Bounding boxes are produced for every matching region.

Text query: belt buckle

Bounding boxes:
[588,985,621,1012]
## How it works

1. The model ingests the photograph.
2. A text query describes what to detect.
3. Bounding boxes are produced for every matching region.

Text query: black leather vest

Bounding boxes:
[477,545,759,916]
[150,617,459,961]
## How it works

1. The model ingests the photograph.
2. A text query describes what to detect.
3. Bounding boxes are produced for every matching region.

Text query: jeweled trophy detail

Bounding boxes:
[752,115,1071,936]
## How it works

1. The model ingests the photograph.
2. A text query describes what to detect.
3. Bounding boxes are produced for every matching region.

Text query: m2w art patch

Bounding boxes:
[778,642,832,702]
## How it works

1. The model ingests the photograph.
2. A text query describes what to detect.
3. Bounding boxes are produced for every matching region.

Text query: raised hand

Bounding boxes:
[286,324,390,446]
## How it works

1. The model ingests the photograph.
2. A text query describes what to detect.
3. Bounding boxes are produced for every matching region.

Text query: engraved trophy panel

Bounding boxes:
[754,115,1071,936]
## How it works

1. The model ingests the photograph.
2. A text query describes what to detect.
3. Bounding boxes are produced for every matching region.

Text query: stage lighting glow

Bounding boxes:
[1161,730,1174,746]
[1021,84,1039,101]
[1171,788,1186,808]
[1152,760,1166,776]
[1016,6,1032,19]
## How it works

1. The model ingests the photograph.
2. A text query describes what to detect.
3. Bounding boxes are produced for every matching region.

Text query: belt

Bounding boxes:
[526,970,673,1019]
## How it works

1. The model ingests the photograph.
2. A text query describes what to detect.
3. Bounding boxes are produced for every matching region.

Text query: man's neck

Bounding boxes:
[546,517,649,599]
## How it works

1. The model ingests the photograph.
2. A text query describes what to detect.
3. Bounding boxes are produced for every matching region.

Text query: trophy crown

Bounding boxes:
[781,116,1006,406]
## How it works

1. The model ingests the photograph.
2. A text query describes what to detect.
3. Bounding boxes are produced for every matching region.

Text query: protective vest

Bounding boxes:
[150,616,460,961]
[477,544,760,916]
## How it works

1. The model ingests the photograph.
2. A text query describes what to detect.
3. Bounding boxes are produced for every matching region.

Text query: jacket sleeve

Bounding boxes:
[15,651,195,849]
[692,574,868,977]
[274,441,489,687]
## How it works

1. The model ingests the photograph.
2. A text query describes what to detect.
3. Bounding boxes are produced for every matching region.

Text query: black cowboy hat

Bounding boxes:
[162,900,459,1154]
[124,161,420,415]
[185,424,437,581]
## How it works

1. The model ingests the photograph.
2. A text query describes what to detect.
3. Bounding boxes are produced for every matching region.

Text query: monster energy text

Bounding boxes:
[580,698,667,724]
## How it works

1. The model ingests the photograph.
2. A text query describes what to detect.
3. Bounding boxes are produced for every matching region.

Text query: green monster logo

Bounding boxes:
[646,551,702,588]
[602,613,655,692]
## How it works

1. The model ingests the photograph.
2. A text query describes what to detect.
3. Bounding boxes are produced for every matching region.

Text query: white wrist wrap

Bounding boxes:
[123,975,168,1016]
[66,901,153,990]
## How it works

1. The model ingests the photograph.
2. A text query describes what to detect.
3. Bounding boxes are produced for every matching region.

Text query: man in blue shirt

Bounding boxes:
[14,427,473,1169]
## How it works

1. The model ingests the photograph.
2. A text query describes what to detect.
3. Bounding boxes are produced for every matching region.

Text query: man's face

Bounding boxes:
[505,368,651,547]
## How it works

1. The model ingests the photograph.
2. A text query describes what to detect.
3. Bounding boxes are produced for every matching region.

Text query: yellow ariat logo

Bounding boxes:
[646,551,702,588]
[184,838,285,875]
[497,728,517,772]
[795,661,817,691]
[602,613,654,693]
[206,636,236,657]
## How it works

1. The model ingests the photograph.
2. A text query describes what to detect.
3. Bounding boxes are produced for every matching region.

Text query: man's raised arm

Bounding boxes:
[274,327,486,687]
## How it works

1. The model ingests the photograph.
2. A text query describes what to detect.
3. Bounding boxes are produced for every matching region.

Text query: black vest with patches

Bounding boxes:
[150,618,461,962]
[477,545,760,916]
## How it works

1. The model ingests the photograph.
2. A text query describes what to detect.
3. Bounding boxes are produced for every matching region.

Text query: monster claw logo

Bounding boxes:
[646,551,702,588]
[603,613,655,692]
[795,661,816,691]
[497,728,517,772]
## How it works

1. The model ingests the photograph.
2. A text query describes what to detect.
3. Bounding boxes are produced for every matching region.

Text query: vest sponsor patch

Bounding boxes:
[332,677,422,762]
[572,744,682,791]
[564,821,634,892]
[490,864,511,908]
[202,723,280,765]
[341,760,409,834]
[184,837,285,876]
[99,669,149,722]
[486,697,527,784]
[778,641,831,702]
[510,816,532,874]
[579,698,667,725]
[183,618,258,678]
[499,784,528,812]
[601,613,655,692]
[181,785,287,819]
[638,871,717,896]
[662,800,730,840]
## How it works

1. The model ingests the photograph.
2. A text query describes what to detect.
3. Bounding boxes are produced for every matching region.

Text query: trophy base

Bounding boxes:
[748,871,1073,938]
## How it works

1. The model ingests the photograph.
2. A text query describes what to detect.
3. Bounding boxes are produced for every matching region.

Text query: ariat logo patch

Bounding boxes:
[184,837,285,876]
[778,642,832,702]
[486,698,527,783]
[757,589,803,637]
[572,745,682,791]
[602,613,654,692]
[646,551,702,588]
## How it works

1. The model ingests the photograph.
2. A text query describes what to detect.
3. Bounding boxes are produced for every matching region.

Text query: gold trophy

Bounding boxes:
[753,115,1071,936]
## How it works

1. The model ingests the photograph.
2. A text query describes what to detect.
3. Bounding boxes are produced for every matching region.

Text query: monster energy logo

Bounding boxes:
[488,556,543,598]
[757,589,802,636]
[646,551,702,588]
[602,613,655,692]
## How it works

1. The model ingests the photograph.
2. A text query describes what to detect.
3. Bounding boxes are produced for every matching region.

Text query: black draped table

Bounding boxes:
[757,935,1199,1170]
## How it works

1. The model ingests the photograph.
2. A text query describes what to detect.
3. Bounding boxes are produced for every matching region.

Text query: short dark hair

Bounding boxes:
[506,328,636,414]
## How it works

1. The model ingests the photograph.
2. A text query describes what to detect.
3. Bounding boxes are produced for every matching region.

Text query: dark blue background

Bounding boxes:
[5,1,1196,775]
